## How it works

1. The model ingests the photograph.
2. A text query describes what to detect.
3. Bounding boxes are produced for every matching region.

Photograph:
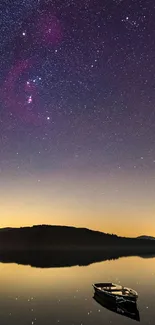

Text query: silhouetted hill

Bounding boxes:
[0,225,155,268]
[137,235,155,240]
[0,225,155,251]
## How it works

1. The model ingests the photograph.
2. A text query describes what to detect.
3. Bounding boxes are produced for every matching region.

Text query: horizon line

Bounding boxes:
[0,223,153,239]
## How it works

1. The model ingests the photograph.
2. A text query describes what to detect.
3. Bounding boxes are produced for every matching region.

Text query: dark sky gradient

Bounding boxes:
[0,0,155,235]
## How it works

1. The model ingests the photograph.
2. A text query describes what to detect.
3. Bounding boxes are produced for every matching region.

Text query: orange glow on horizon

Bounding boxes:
[0,170,155,237]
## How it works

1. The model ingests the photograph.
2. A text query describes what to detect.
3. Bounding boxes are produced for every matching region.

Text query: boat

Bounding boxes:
[93,293,140,322]
[92,283,138,303]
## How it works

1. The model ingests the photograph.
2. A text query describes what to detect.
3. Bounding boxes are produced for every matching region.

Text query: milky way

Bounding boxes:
[0,0,155,233]
[0,0,154,171]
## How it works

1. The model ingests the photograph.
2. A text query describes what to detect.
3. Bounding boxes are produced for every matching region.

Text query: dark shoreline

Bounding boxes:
[0,225,155,268]
[0,247,155,268]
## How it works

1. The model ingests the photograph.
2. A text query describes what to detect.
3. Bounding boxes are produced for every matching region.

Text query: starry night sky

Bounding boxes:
[0,0,155,236]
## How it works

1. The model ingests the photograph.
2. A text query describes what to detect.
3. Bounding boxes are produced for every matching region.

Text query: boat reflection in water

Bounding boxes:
[93,293,140,322]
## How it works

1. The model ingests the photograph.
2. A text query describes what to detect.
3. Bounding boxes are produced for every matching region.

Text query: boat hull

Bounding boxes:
[94,287,137,303]
[93,293,140,322]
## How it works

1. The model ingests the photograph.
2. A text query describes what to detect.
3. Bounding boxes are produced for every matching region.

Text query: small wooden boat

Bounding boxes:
[92,283,138,303]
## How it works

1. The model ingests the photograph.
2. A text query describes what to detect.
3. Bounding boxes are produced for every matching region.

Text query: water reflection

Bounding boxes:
[0,249,155,268]
[93,293,140,321]
[0,256,155,324]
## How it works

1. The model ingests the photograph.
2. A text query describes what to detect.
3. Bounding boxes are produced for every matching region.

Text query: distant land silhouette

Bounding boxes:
[137,235,155,240]
[0,225,155,268]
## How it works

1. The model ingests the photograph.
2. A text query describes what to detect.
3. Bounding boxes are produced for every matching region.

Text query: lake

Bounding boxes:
[0,256,155,324]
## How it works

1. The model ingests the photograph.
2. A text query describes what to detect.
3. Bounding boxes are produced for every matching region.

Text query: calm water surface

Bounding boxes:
[0,256,155,325]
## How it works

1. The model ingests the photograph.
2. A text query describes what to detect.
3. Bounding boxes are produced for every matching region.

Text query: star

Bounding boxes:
[0,0,154,237]
[27,95,32,104]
